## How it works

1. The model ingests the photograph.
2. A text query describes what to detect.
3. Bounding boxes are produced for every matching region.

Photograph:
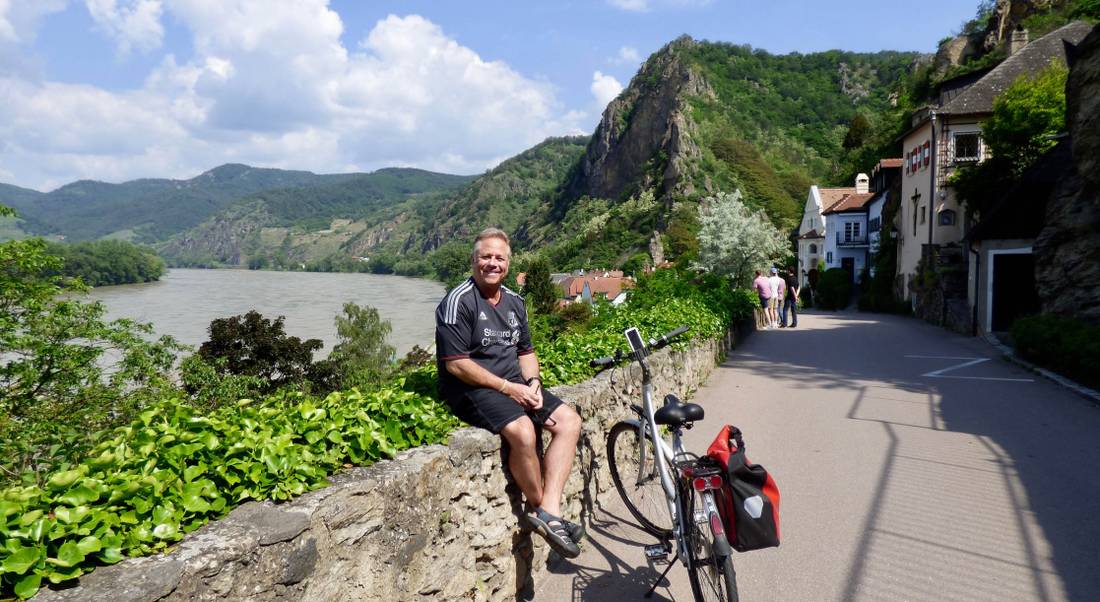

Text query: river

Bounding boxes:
[85,268,447,358]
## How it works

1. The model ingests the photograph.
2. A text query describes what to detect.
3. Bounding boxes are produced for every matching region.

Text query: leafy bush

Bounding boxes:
[815,268,853,310]
[1011,315,1100,389]
[1,235,183,484]
[799,286,814,308]
[0,386,460,599]
[328,303,396,390]
[197,311,324,393]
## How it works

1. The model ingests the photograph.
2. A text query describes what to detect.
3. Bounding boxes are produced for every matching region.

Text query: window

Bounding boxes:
[920,206,926,224]
[940,209,956,226]
[954,132,981,163]
[923,141,931,167]
[826,251,833,263]
[843,222,862,241]
[912,200,918,236]
[809,243,817,254]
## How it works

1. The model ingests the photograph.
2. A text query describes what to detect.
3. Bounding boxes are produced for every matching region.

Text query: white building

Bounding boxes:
[797,174,872,286]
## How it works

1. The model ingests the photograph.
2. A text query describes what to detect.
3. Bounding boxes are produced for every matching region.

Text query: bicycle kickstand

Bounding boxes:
[644,551,680,599]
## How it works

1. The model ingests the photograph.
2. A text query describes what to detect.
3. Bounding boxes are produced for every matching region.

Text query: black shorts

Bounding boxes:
[446,385,565,434]
[759,295,769,309]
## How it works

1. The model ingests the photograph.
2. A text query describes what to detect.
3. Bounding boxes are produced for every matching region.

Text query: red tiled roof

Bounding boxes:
[822,192,875,214]
[560,275,634,299]
[878,158,903,169]
[818,187,855,210]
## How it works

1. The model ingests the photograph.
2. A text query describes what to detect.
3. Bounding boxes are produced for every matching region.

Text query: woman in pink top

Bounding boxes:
[752,270,771,311]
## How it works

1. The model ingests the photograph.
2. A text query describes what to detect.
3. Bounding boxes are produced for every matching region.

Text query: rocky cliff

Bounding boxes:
[1033,23,1100,324]
[934,0,1071,75]
[564,36,714,204]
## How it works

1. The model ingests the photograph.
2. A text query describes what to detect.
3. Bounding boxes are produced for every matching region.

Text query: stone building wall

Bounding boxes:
[35,325,748,602]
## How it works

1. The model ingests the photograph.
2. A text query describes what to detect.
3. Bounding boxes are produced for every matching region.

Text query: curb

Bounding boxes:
[981,332,1100,406]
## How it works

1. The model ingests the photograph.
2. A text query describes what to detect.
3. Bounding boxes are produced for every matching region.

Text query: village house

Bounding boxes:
[516,269,633,306]
[894,21,1093,307]
[865,159,903,276]
[797,178,858,287]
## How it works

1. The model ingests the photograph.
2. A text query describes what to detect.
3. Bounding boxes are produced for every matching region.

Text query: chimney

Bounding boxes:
[1010,26,1029,55]
[855,173,869,194]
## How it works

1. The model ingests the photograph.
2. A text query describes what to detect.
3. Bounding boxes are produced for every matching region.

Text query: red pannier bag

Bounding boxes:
[706,424,781,552]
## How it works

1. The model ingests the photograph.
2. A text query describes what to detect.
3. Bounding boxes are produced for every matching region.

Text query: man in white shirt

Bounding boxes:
[767,267,785,329]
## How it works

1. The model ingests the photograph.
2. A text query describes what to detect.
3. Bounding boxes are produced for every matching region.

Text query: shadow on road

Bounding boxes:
[720,310,1100,600]
[543,497,679,601]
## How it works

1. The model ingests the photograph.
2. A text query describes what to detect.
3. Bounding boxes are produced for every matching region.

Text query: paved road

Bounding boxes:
[534,309,1100,601]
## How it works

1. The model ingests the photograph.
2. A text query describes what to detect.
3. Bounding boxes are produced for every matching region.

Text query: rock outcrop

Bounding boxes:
[983,0,1067,53]
[565,36,713,204]
[1033,23,1100,324]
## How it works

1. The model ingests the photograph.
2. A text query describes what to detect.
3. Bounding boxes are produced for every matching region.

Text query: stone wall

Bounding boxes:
[35,324,749,602]
[1034,23,1100,325]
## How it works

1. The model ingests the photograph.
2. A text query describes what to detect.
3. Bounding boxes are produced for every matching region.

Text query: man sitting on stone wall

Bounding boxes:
[434,227,584,558]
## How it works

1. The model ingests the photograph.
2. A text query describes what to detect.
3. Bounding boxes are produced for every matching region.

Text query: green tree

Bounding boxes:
[953,61,1069,218]
[842,113,872,149]
[329,302,395,388]
[1,206,182,482]
[197,310,322,392]
[982,61,1069,174]
[521,257,559,315]
[432,241,473,289]
[693,190,792,286]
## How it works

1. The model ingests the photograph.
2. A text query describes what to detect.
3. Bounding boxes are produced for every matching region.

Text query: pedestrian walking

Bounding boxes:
[780,266,800,328]
[752,270,772,329]
[767,267,785,329]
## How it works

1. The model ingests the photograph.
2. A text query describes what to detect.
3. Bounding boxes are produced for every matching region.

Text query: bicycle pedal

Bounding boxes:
[644,542,671,562]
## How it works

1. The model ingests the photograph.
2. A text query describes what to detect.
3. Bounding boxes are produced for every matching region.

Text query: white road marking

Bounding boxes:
[904,355,1035,382]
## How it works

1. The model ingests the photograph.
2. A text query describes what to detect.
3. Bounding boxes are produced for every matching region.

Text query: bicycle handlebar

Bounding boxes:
[588,325,691,369]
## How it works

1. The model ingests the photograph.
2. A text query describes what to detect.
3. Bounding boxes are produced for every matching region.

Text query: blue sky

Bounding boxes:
[0,1,979,191]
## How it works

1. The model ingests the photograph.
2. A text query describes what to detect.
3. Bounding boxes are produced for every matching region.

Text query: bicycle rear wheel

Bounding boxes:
[685,489,738,602]
[606,421,673,537]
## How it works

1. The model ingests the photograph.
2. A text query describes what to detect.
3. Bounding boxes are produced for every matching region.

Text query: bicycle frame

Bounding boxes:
[628,351,694,561]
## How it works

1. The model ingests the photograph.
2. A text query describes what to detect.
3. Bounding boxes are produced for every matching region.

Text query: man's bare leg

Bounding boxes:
[500,417,544,508]
[537,404,581,517]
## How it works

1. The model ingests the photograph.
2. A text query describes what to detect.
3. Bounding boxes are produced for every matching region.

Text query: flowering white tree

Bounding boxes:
[693,190,791,286]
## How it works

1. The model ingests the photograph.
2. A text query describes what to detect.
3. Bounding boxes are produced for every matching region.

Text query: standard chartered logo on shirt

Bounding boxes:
[482,328,517,347]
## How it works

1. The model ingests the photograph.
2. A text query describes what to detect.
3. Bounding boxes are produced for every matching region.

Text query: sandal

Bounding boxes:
[524,508,581,558]
[562,518,585,543]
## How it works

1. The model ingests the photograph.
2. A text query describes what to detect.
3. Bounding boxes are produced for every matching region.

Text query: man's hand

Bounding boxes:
[505,380,543,410]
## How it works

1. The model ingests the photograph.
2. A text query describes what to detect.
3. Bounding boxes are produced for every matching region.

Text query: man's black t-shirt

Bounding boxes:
[784,274,799,300]
[435,277,534,401]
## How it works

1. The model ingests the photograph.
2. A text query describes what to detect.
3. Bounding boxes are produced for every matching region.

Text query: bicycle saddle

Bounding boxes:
[654,394,705,426]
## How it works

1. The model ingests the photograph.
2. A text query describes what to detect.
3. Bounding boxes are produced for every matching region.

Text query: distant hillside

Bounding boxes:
[158,168,475,268]
[0,183,44,239]
[4,164,371,242]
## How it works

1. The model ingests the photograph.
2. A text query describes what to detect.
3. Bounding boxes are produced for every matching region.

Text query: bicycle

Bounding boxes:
[591,325,738,602]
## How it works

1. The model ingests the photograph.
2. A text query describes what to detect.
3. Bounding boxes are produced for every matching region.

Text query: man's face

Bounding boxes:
[472,237,510,289]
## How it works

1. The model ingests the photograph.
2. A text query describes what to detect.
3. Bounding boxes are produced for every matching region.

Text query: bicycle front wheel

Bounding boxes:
[606,421,673,537]
[685,489,739,602]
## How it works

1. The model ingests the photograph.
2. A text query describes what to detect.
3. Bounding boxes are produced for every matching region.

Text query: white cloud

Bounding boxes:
[606,0,712,12]
[615,46,640,64]
[0,4,589,190]
[591,71,623,108]
[86,0,165,54]
[607,0,648,11]
[0,0,66,77]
